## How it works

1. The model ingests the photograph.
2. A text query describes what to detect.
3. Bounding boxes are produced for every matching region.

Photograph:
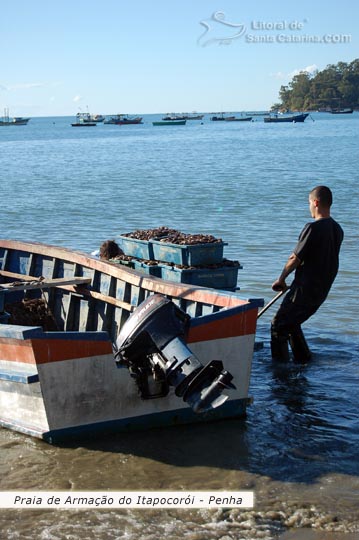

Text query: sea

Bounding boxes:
[0,112,358,540]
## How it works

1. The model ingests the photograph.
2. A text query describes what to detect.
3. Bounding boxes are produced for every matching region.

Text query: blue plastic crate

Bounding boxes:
[132,260,162,277]
[109,259,135,269]
[160,264,239,289]
[152,240,227,266]
[118,235,154,260]
[109,258,161,277]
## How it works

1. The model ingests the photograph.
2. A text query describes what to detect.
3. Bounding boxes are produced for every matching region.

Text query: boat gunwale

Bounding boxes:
[0,239,261,309]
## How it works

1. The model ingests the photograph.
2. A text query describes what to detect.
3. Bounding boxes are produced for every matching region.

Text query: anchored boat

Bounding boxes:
[224,116,252,122]
[0,239,263,444]
[162,113,204,121]
[330,108,353,114]
[264,113,309,123]
[71,113,96,127]
[104,115,143,125]
[152,120,187,126]
[0,109,30,126]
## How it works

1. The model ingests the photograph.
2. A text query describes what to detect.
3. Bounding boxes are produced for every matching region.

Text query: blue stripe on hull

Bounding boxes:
[0,398,249,444]
[0,369,39,383]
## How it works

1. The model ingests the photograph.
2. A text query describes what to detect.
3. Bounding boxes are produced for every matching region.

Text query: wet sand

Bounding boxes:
[279,530,359,539]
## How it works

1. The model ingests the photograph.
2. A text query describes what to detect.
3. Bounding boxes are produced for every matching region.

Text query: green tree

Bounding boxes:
[273,60,359,110]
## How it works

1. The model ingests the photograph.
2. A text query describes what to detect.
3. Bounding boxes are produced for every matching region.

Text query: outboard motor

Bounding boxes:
[115,294,235,414]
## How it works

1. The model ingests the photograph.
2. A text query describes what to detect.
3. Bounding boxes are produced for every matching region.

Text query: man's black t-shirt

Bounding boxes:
[292,217,344,306]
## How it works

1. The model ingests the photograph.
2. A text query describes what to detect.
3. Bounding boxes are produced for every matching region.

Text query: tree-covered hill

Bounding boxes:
[272,59,359,111]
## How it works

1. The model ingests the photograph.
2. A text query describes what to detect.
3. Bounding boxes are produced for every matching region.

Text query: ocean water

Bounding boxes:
[0,112,358,539]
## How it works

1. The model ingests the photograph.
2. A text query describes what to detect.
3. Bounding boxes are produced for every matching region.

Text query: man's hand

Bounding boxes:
[272,279,288,292]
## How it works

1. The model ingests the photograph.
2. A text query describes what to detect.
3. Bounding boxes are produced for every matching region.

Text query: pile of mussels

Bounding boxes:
[122,227,222,245]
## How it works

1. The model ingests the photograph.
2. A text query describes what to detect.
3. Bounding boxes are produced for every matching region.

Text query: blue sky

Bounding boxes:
[1,0,358,117]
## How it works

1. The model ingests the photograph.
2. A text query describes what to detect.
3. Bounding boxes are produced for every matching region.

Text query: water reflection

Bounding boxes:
[59,418,252,475]
[247,339,359,481]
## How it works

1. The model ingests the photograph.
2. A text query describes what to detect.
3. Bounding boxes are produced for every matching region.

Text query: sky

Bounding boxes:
[1,0,358,117]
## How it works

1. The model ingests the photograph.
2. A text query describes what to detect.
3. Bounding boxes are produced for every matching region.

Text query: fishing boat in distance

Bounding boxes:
[162,113,204,121]
[0,239,263,443]
[0,109,30,126]
[89,114,105,122]
[211,113,250,121]
[330,108,353,114]
[71,112,96,127]
[104,114,143,125]
[264,113,309,123]
[153,120,187,126]
[210,113,228,121]
[225,116,252,122]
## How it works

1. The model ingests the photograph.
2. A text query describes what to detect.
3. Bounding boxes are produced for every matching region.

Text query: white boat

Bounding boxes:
[0,239,263,444]
[71,112,96,127]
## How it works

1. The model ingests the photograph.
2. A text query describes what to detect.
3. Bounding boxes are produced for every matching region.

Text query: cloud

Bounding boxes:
[288,64,318,78]
[73,95,83,103]
[270,64,318,80]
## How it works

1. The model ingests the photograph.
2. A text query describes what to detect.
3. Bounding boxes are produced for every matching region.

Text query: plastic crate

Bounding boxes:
[152,240,227,266]
[110,258,161,277]
[110,259,135,269]
[118,235,154,260]
[132,260,162,277]
[160,264,239,289]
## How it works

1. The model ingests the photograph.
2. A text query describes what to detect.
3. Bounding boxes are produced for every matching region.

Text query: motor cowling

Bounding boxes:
[114,294,235,414]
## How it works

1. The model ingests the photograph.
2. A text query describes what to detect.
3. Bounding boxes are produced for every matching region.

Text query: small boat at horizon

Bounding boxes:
[210,113,227,121]
[264,113,309,123]
[71,112,96,127]
[0,108,30,126]
[330,108,353,114]
[104,114,143,125]
[211,113,250,122]
[162,113,204,121]
[225,116,252,122]
[89,114,105,122]
[153,120,187,126]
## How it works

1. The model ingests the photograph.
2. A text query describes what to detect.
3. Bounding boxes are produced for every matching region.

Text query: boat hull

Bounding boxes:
[0,239,263,443]
[153,120,187,126]
[264,113,309,123]
[225,117,252,122]
[0,118,30,126]
[104,116,143,124]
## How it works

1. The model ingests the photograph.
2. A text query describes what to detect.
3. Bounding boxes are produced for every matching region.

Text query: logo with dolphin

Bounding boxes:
[198,11,247,47]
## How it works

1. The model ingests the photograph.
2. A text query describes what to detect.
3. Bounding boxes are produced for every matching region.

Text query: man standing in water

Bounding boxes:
[271,185,343,362]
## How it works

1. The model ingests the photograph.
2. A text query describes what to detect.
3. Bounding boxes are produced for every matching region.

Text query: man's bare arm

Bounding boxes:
[272,253,301,291]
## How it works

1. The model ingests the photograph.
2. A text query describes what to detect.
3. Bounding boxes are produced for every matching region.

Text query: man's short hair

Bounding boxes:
[310,185,333,207]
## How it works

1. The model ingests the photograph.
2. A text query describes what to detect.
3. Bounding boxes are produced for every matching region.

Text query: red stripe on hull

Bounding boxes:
[188,309,258,343]
[32,339,113,363]
[0,339,35,364]
[0,338,112,364]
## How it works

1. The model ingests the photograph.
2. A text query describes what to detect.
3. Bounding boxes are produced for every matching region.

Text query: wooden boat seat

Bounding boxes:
[0,270,135,312]
[0,275,92,292]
